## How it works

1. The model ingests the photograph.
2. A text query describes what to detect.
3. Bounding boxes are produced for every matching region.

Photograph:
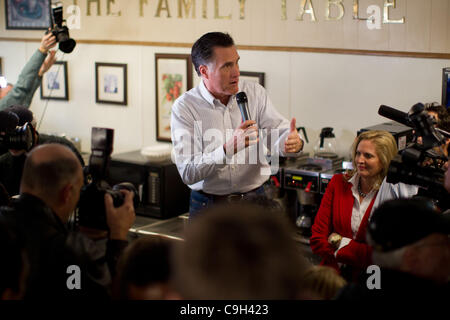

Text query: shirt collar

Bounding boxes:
[199,79,237,108]
[199,79,217,107]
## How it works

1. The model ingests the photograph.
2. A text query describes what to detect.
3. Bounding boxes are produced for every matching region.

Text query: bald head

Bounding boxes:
[21,143,83,202]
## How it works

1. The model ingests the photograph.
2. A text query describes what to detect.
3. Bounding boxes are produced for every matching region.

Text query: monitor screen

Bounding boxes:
[443,68,450,108]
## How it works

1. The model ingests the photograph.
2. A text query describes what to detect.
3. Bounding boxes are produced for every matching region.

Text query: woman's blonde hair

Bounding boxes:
[346,130,398,190]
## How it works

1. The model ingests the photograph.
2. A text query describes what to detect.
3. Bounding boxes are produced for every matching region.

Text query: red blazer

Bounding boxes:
[310,174,375,272]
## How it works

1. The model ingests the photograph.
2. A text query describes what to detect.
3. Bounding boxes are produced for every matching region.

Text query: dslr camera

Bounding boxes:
[0,110,36,151]
[378,103,449,209]
[47,2,76,54]
[77,127,137,230]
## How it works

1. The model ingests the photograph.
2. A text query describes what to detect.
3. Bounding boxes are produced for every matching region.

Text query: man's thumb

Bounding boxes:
[290,118,296,132]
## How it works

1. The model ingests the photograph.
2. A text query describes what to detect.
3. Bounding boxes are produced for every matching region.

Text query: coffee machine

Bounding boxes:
[283,127,344,242]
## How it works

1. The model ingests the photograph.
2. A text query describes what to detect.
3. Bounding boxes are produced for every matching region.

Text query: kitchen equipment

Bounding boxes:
[283,157,344,240]
[106,150,190,219]
[314,127,338,159]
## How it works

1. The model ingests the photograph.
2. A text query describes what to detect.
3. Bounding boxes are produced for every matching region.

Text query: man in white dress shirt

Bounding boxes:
[171,32,304,217]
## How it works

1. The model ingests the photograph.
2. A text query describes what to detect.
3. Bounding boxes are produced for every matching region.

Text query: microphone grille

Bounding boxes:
[236,91,247,103]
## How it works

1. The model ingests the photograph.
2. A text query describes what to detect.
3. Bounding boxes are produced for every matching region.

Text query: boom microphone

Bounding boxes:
[378,105,414,127]
[236,92,250,121]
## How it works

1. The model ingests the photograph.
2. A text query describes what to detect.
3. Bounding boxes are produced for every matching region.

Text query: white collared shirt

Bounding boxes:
[171,79,302,195]
[336,173,377,254]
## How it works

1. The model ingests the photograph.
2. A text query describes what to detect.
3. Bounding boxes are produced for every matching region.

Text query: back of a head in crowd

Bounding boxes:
[368,198,450,252]
[299,266,347,300]
[5,105,33,126]
[171,202,307,300]
[0,218,28,299]
[0,110,19,133]
[21,144,81,201]
[114,235,175,300]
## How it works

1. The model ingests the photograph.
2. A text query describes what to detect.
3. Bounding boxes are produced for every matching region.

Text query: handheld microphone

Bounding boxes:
[378,105,414,127]
[236,92,250,122]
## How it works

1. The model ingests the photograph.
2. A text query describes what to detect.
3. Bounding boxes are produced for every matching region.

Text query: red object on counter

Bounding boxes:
[305,181,312,192]
[271,176,280,188]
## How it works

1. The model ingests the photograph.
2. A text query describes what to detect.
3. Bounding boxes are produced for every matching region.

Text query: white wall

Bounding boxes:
[1,40,449,158]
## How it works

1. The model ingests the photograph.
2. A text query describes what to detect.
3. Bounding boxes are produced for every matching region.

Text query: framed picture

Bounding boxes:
[40,61,68,100]
[442,68,450,108]
[5,0,51,30]
[95,63,128,106]
[155,53,193,142]
[240,71,265,87]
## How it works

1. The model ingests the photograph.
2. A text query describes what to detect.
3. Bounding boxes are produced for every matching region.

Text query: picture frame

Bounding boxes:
[40,61,69,101]
[5,0,51,30]
[240,71,265,87]
[442,68,450,108]
[155,53,193,142]
[95,63,128,106]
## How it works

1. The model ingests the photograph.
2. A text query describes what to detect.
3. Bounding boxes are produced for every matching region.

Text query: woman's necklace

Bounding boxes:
[358,181,368,198]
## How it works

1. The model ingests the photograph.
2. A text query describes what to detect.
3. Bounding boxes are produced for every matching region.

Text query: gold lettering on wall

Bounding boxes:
[87,0,101,16]
[239,0,246,20]
[326,0,344,21]
[281,0,287,20]
[139,0,147,17]
[178,0,195,18]
[353,0,361,19]
[107,0,121,16]
[383,0,404,24]
[296,0,317,22]
[215,0,231,19]
[156,0,171,17]
[202,0,207,18]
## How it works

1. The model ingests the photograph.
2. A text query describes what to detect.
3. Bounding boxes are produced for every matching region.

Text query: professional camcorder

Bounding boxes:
[378,103,449,209]
[47,2,76,54]
[77,127,137,230]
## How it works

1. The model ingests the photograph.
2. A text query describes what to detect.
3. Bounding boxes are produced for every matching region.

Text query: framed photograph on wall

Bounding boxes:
[5,0,51,30]
[155,53,193,142]
[40,61,68,100]
[240,71,265,87]
[95,63,128,106]
[442,68,450,108]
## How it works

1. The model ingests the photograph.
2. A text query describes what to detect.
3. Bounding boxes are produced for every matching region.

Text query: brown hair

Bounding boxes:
[300,266,347,300]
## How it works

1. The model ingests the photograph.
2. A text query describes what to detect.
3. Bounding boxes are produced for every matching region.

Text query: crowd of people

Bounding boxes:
[0,30,448,300]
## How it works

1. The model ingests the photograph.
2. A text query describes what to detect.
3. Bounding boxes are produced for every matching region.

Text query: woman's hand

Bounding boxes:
[328,232,342,250]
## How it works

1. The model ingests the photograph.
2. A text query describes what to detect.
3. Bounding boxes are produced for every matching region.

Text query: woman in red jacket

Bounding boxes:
[310,130,398,280]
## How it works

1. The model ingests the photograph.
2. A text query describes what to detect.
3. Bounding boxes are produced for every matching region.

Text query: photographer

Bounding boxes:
[0,105,84,197]
[0,143,135,299]
[0,32,57,110]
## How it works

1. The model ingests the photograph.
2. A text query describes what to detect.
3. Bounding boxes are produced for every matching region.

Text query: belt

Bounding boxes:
[197,186,264,203]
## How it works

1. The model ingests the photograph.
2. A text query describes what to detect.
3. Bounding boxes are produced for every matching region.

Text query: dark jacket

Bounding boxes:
[0,193,127,299]
[0,133,84,197]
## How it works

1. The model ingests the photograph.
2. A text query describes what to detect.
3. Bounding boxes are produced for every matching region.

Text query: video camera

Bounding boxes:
[47,1,76,54]
[378,103,449,209]
[77,127,137,230]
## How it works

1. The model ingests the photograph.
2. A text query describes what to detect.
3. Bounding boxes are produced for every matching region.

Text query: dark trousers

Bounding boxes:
[189,186,266,220]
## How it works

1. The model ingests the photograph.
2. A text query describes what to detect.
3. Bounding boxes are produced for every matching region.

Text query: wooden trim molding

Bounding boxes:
[1,37,449,60]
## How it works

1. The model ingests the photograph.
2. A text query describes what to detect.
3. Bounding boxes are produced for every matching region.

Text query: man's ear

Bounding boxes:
[198,65,209,79]
[60,183,73,205]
